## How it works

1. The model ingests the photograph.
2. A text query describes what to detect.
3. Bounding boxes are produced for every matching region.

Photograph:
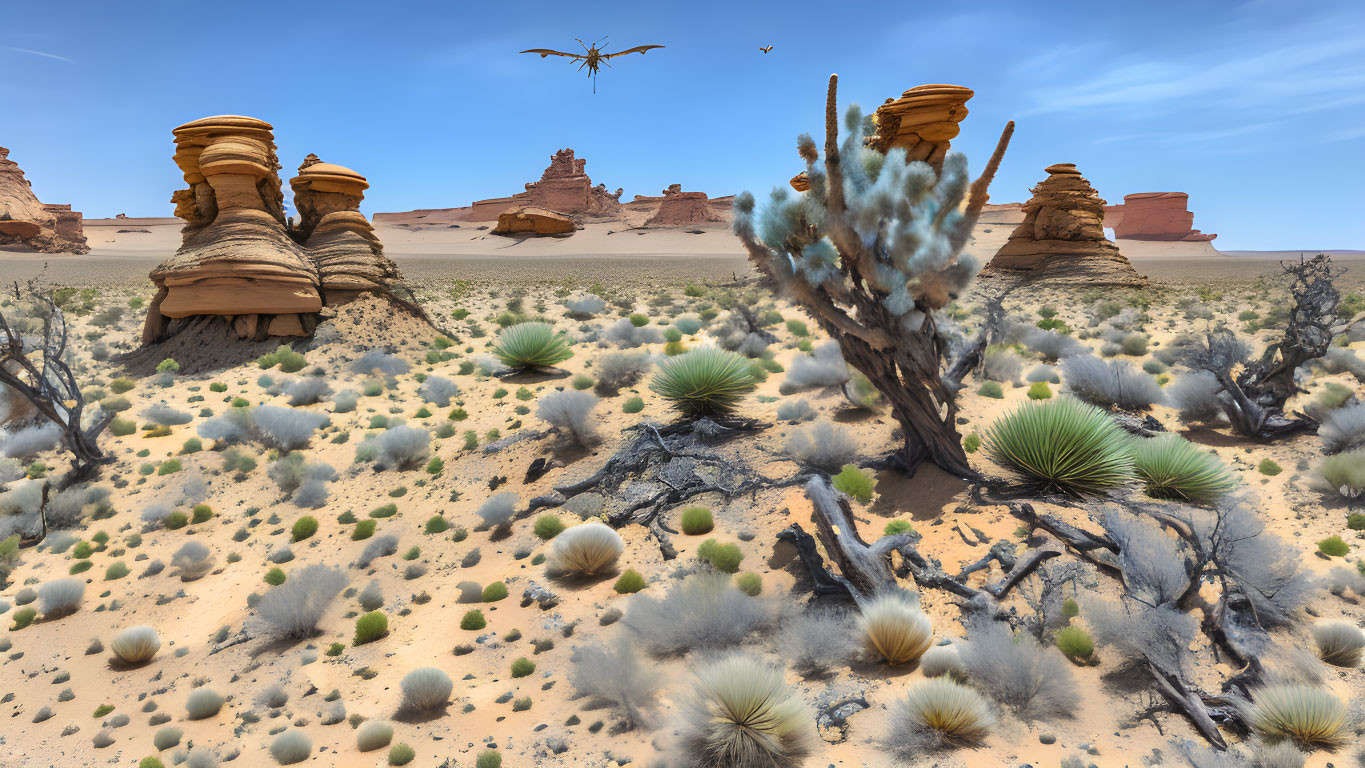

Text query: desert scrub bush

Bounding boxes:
[256,564,346,637]
[267,452,337,508]
[354,611,388,644]
[775,398,815,423]
[185,687,224,719]
[778,607,859,677]
[510,657,535,677]
[475,752,502,768]
[1027,381,1052,400]
[1259,458,1283,476]
[1311,621,1364,667]
[1130,433,1237,503]
[352,519,376,539]
[858,590,933,665]
[679,506,713,535]
[982,345,1023,384]
[269,730,311,765]
[38,578,85,618]
[369,425,431,471]
[264,567,286,585]
[677,653,814,768]
[622,396,644,414]
[734,572,762,596]
[1319,449,1365,498]
[1317,536,1349,557]
[492,322,572,370]
[1060,355,1163,410]
[400,667,452,712]
[696,538,743,573]
[279,376,331,406]
[418,375,459,407]
[357,535,398,567]
[482,581,508,602]
[110,625,160,664]
[593,351,652,395]
[784,419,858,472]
[976,380,1004,399]
[605,317,664,348]
[984,396,1135,495]
[109,418,136,436]
[171,541,215,581]
[356,720,394,751]
[919,644,965,680]
[386,743,415,766]
[257,344,307,373]
[1054,625,1094,660]
[881,677,994,756]
[10,606,36,630]
[291,516,318,541]
[623,573,769,656]
[613,569,646,594]
[1166,370,1225,424]
[141,403,192,427]
[959,620,1078,721]
[831,464,875,503]
[1244,684,1347,748]
[460,609,486,630]
[548,522,623,577]
[532,514,565,540]
[536,390,599,448]
[475,492,518,530]
[649,346,755,417]
[1320,404,1365,453]
[779,342,849,395]
[569,637,660,727]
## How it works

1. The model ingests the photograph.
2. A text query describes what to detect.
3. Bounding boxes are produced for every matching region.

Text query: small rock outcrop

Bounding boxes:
[492,207,576,236]
[0,147,88,254]
[143,116,401,343]
[984,163,1145,286]
[1103,192,1216,242]
[866,84,974,170]
[471,149,622,221]
[642,185,725,227]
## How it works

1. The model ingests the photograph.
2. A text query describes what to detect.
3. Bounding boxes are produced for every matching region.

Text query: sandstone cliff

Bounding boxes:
[0,147,88,254]
[1104,192,1216,242]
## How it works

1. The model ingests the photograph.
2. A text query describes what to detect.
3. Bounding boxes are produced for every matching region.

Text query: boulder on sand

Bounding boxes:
[492,207,576,236]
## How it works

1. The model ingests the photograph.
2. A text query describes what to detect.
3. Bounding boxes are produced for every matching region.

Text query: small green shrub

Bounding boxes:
[354,611,388,644]
[831,464,875,504]
[264,567,286,586]
[291,516,318,541]
[679,506,714,535]
[11,606,36,630]
[614,569,646,594]
[492,322,572,370]
[735,572,762,596]
[1062,598,1080,618]
[387,743,415,766]
[460,610,486,630]
[163,511,189,530]
[110,418,136,436]
[424,515,448,534]
[510,657,535,678]
[962,433,980,453]
[983,397,1135,496]
[1318,536,1349,558]
[650,347,755,417]
[1258,459,1282,476]
[476,751,502,768]
[696,539,743,573]
[884,519,913,536]
[977,381,1005,399]
[110,377,135,394]
[1055,626,1094,660]
[1027,381,1053,400]
[156,358,180,374]
[1131,433,1237,504]
[104,561,129,580]
[622,397,644,414]
[532,515,565,540]
[353,520,376,540]
[191,504,213,523]
[482,582,508,602]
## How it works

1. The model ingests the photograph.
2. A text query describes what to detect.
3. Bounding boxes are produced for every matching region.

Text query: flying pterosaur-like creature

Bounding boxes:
[520,37,664,93]
[760,45,773,53]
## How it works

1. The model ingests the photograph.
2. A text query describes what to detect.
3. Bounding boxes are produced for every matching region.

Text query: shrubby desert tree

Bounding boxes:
[623,573,769,656]
[1102,511,1192,606]
[256,564,346,638]
[568,636,661,728]
[676,653,815,768]
[733,74,1013,476]
[536,390,599,448]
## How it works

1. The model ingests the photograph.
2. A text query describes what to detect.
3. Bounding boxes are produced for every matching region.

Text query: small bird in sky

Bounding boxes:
[759,45,774,53]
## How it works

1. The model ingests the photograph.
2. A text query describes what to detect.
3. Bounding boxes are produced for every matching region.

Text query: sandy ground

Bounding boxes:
[0,221,1362,768]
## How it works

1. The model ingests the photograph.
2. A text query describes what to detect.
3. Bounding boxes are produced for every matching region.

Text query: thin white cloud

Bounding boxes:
[2,46,73,63]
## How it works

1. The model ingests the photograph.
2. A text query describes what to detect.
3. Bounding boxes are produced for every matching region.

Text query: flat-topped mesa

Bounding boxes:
[145,115,321,342]
[639,184,725,227]
[289,155,401,303]
[866,84,974,171]
[984,163,1146,286]
[0,147,88,254]
[470,148,622,222]
[1103,192,1216,242]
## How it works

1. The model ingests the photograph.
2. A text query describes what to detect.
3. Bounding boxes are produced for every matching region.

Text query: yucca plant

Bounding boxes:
[858,589,934,665]
[678,653,815,768]
[1130,432,1237,503]
[492,322,572,370]
[649,346,755,417]
[983,396,1135,496]
[1245,684,1347,748]
[882,678,994,755]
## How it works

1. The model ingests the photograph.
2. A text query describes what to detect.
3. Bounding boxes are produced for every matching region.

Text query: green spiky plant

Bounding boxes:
[983,396,1135,496]
[649,347,755,417]
[732,73,1013,477]
[1130,433,1237,503]
[492,322,572,370]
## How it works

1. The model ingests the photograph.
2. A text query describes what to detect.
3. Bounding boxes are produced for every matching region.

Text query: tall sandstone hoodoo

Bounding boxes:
[984,163,1146,286]
[143,116,401,343]
[643,184,725,227]
[0,147,88,254]
[1103,192,1216,242]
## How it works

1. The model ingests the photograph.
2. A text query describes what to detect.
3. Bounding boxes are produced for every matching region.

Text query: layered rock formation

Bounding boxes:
[640,185,726,227]
[984,163,1145,286]
[491,207,576,236]
[470,149,622,221]
[866,84,974,171]
[143,116,401,343]
[1103,192,1216,242]
[0,147,88,253]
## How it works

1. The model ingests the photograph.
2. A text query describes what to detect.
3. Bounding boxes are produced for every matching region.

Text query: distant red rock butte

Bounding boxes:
[1103,192,1215,242]
[0,147,88,254]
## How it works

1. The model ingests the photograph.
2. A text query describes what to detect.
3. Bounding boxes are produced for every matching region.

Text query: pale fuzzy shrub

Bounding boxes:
[110,625,160,664]
[185,687,225,719]
[778,607,859,677]
[676,653,815,768]
[269,729,312,765]
[475,492,518,529]
[775,399,816,423]
[784,420,858,472]
[606,317,663,348]
[1026,364,1060,384]
[356,719,394,751]
[357,535,399,568]
[958,619,1078,722]
[38,578,85,617]
[858,590,933,665]
[779,342,849,394]
[358,579,384,611]
[1,423,61,458]
[881,677,994,756]
[623,573,769,656]
[332,390,359,413]
[418,376,459,407]
[351,349,410,377]
[1244,684,1347,748]
[170,541,215,581]
[537,390,599,448]
[568,636,661,727]
[981,346,1024,383]
[920,644,967,680]
[594,351,652,395]
[1320,403,1365,453]
[256,564,346,637]
[374,425,430,470]
[400,667,452,711]
[281,377,332,406]
[142,403,193,426]
[547,521,623,577]
[565,294,606,318]
[1311,622,1364,667]
[1166,370,1225,424]
[1061,354,1163,410]
[251,405,330,450]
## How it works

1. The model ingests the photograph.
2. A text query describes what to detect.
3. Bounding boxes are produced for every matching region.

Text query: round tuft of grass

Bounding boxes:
[649,347,755,417]
[492,322,572,370]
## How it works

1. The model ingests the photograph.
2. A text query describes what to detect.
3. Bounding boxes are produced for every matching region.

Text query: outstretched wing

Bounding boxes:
[520,48,584,59]
[602,44,664,59]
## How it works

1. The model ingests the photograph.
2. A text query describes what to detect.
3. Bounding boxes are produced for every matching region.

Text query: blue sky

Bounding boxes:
[2,0,1361,250]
